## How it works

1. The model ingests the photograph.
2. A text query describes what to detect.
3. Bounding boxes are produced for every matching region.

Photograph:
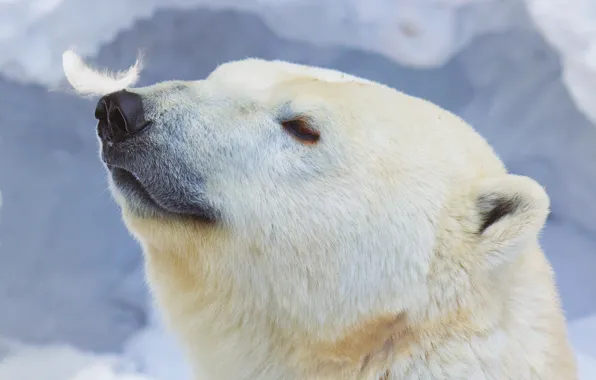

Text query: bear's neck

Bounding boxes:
[140,238,565,380]
[142,243,416,379]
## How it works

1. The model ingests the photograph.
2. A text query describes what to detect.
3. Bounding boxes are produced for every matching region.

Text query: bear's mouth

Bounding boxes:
[110,166,162,209]
[108,165,217,223]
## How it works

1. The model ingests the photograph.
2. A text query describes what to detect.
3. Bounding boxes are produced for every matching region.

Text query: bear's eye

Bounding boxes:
[281,118,320,144]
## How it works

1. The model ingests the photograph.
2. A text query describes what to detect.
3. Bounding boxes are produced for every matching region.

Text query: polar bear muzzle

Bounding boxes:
[94,88,217,223]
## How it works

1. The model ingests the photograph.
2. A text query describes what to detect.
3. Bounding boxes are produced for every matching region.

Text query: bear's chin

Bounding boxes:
[108,166,217,224]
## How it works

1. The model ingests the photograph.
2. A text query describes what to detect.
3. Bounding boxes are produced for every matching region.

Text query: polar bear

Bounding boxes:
[63,51,577,380]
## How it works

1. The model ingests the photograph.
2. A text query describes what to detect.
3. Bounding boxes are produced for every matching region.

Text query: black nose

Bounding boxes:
[95,90,149,143]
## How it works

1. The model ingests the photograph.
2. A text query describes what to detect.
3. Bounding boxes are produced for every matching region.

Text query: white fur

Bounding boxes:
[61,50,142,97]
[65,53,578,379]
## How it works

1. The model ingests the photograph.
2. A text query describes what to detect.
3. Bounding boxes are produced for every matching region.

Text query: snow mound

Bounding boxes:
[568,315,596,379]
[3,0,596,124]
[0,339,153,380]
[3,0,596,123]
[526,0,596,125]
[122,308,193,380]
[576,352,596,380]
[0,0,524,85]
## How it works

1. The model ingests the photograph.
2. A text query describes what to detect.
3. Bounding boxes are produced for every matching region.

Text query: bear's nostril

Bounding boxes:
[95,99,108,121]
[109,106,129,134]
[96,90,149,143]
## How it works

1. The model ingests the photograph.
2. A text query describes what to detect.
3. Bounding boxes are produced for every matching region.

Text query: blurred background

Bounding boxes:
[0,0,594,379]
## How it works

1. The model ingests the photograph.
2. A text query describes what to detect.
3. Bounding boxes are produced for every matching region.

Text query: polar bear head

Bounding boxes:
[63,52,552,377]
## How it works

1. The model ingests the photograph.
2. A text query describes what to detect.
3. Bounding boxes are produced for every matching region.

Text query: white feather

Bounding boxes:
[61,49,143,97]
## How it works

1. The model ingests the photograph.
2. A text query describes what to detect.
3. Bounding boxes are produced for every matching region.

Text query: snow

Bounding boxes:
[3,0,596,126]
[0,0,521,85]
[0,338,153,380]
[576,353,596,380]
[526,0,596,126]
[121,308,193,380]
[569,315,596,379]
[1,1,595,379]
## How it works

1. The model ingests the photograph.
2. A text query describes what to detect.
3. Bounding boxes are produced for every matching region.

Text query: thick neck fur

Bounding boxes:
[127,215,575,380]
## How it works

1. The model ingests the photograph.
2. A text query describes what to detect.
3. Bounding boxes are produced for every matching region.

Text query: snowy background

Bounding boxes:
[0,0,595,379]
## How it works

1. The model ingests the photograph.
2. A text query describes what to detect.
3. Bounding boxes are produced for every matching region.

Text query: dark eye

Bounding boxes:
[281,118,320,144]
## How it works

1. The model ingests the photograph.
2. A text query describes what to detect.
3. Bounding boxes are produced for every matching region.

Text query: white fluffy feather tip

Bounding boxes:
[62,49,143,97]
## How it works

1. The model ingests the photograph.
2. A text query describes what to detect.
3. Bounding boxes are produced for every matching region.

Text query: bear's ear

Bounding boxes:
[474,174,550,267]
